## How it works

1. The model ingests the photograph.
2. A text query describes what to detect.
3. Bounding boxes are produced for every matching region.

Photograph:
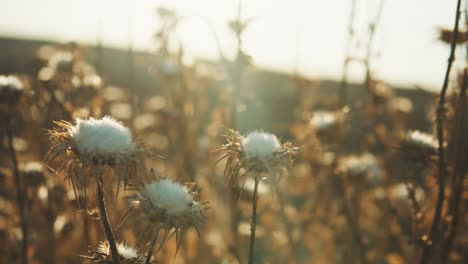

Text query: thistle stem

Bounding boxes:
[6,111,28,264]
[248,173,260,264]
[96,172,120,264]
[420,0,462,263]
[440,68,468,263]
[339,0,356,106]
[145,231,159,264]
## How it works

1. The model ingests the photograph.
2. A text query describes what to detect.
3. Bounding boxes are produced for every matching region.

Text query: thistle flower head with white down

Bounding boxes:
[124,177,207,254]
[308,109,348,143]
[310,111,337,132]
[218,129,298,183]
[0,75,24,106]
[404,131,438,150]
[400,130,438,164]
[242,131,281,160]
[45,116,145,200]
[49,51,74,73]
[83,241,148,263]
[21,161,46,188]
[338,154,383,185]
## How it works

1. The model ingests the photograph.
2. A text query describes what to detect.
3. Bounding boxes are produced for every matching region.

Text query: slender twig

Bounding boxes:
[232,0,244,129]
[441,68,468,262]
[248,172,260,264]
[339,0,357,105]
[419,0,463,263]
[127,0,136,113]
[96,169,120,264]
[96,16,103,76]
[6,111,28,264]
[364,0,385,88]
[231,2,245,260]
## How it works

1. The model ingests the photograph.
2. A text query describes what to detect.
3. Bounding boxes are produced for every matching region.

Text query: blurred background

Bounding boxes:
[0,0,461,89]
[1,0,467,263]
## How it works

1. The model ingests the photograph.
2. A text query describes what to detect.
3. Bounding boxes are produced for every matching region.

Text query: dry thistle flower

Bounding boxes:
[124,177,207,256]
[49,51,74,73]
[69,73,103,106]
[387,97,413,115]
[218,130,296,264]
[72,74,103,90]
[45,116,144,200]
[0,75,24,106]
[388,183,425,206]
[83,241,148,263]
[310,111,337,132]
[21,161,46,188]
[338,153,383,185]
[400,130,438,164]
[308,109,348,144]
[370,81,394,100]
[217,129,297,183]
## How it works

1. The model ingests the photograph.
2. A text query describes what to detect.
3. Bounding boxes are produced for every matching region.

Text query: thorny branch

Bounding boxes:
[97,170,121,264]
[248,172,260,264]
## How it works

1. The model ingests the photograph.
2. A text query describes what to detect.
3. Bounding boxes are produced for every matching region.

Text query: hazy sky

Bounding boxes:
[0,0,462,90]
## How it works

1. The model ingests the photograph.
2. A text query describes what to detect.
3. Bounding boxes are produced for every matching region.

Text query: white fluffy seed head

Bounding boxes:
[22,161,44,174]
[142,179,197,216]
[310,111,336,131]
[340,156,366,176]
[388,97,413,114]
[390,183,425,203]
[97,241,143,261]
[0,75,24,92]
[69,116,136,158]
[116,243,139,260]
[404,131,438,150]
[340,154,382,181]
[0,75,24,106]
[242,131,281,159]
[49,51,74,72]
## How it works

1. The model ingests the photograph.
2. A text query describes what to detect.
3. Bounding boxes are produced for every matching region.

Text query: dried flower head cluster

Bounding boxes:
[49,51,74,73]
[83,241,148,264]
[400,130,438,164]
[388,183,426,206]
[0,75,24,106]
[338,153,383,184]
[218,129,297,182]
[125,177,207,252]
[21,161,46,188]
[310,111,337,132]
[45,116,144,199]
[387,97,413,115]
[308,109,348,143]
